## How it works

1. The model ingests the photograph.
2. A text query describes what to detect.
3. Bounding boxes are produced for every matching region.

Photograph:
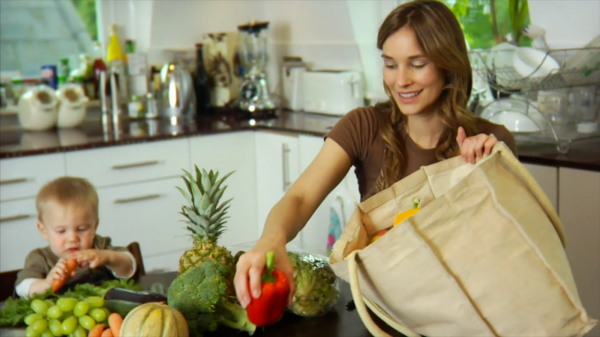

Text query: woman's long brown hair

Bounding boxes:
[375,0,478,191]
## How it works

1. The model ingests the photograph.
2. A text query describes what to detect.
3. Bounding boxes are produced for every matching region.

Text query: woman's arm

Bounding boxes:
[234,138,352,308]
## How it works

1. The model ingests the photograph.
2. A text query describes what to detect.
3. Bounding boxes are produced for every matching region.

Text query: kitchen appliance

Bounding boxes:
[302,70,365,116]
[56,83,88,128]
[159,60,196,121]
[236,20,277,113]
[17,84,58,131]
[202,32,242,107]
[281,56,306,111]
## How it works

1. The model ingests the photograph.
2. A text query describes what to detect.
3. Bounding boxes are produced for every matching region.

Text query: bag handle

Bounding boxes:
[493,143,567,248]
[347,251,421,337]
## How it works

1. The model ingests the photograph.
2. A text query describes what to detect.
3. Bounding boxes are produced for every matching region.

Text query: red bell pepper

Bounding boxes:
[246,251,291,327]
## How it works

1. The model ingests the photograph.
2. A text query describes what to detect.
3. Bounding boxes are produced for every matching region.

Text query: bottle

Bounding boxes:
[58,58,71,88]
[194,43,211,117]
[106,24,129,104]
[92,42,107,99]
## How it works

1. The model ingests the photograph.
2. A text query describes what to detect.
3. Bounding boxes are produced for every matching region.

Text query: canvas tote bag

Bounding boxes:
[329,142,597,336]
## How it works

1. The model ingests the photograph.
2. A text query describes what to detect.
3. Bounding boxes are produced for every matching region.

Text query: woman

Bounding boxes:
[234,0,517,308]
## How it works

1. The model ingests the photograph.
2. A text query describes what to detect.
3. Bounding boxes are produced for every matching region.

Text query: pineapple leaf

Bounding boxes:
[175,187,193,206]
[199,191,211,211]
[216,198,233,212]
[209,170,218,185]
[191,182,203,211]
[211,171,235,198]
[201,172,212,194]
[194,166,204,194]
[213,185,228,205]
[186,210,210,228]
[209,208,227,223]
[181,170,195,195]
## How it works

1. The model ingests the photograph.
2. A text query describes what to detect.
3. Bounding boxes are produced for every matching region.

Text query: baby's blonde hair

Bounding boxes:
[36,177,99,222]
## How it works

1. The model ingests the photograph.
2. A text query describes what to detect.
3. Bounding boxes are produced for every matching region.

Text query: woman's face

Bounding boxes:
[382,26,445,117]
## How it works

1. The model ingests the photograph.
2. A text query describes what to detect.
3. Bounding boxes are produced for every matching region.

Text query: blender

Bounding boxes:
[236,20,278,114]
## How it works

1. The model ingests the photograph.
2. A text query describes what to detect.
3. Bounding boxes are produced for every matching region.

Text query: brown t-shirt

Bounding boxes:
[325,106,518,202]
[15,235,132,287]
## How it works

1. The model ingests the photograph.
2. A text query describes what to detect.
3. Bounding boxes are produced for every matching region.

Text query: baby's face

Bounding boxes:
[38,201,98,259]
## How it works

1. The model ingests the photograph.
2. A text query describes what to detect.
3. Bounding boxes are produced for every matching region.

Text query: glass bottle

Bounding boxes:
[195,43,211,117]
[106,24,129,104]
[92,42,107,100]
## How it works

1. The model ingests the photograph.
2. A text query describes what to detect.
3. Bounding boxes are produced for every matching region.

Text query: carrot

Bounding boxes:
[52,258,78,293]
[100,328,114,337]
[108,313,123,337]
[88,324,105,337]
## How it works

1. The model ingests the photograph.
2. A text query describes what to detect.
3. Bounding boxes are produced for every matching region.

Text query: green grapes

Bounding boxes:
[46,305,63,320]
[56,298,78,312]
[84,296,104,309]
[61,316,78,335]
[29,295,114,336]
[73,301,89,317]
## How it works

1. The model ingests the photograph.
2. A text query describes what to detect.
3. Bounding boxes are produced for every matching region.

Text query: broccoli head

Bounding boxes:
[167,261,256,336]
[288,251,340,317]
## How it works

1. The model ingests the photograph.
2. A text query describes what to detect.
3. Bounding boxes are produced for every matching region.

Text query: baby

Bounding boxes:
[15,176,137,298]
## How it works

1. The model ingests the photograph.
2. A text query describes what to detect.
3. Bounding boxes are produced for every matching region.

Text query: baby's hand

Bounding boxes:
[71,249,110,269]
[46,258,76,285]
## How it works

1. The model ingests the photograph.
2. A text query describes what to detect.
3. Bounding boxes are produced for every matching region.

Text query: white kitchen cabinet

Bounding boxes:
[255,131,301,247]
[0,153,66,202]
[189,132,259,248]
[96,177,187,273]
[297,135,360,257]
[0,198,47,272]
[558,168,600,336]
[522,163,558,211]
[65,138,189,188]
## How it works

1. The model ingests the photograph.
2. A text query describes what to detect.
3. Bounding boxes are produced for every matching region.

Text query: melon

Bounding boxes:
[120,302,189,337]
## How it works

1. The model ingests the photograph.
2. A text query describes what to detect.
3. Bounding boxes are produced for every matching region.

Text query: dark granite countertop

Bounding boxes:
[1,107,599,172]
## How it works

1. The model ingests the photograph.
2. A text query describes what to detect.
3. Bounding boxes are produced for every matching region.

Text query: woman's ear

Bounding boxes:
[37,222,48,240]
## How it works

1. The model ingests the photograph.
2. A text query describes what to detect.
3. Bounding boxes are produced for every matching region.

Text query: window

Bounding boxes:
[0,0,98,77]
[442,0,532,49]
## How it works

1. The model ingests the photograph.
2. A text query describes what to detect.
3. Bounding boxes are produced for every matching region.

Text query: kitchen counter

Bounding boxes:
[1,107,599,172]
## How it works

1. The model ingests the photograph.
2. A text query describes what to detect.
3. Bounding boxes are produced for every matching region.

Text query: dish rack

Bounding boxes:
[469,47,600,153]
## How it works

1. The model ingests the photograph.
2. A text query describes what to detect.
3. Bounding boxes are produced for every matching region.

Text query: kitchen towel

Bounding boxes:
[329,142,597,336]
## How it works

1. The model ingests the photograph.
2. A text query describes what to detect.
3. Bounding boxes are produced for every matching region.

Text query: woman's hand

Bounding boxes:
[456,126,498,164]
[234,239,295,309]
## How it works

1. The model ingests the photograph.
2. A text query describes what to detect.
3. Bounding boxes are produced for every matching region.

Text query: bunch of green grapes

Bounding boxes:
[25,296,110,337]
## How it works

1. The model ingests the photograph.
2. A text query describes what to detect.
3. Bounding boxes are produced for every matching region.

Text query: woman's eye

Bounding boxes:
[384,63,397,69]
[57,230,65,234]
[412,63,426,69]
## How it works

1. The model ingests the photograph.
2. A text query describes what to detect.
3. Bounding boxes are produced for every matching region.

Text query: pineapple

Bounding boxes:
[176,165,235,275]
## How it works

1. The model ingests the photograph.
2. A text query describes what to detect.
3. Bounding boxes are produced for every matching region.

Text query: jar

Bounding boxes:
[537,90,570,126]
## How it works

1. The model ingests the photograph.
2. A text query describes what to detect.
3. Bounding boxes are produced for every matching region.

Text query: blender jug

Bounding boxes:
[236,20,277,114]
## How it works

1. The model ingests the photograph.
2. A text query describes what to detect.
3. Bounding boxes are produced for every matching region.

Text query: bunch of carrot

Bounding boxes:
[88,313,123,337]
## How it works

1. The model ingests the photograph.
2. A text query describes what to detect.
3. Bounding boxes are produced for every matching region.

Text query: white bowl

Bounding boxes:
[489,111,540,133]
[513,47,560,79]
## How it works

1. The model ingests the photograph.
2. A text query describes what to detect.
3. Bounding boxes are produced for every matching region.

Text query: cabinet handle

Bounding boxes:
[0,177,28,185]
[114,194,162,204]
[282,143,291,192]
[112,160,160,170]
[0,214,32,223]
